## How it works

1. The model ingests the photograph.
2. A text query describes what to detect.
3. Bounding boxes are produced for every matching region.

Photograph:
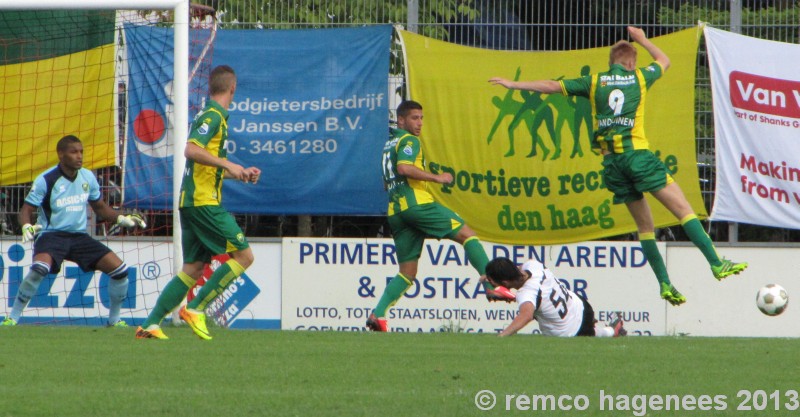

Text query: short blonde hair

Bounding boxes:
[609,40,637,66]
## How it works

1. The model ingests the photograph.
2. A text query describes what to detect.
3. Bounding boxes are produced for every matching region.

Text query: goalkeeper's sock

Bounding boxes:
[187,259,245,311]
[373,273,412,318]
[141,272,195,328]
[106,263,129,325]
[8,261,49,322]
[639,233,671,286]
[680,214,722,267]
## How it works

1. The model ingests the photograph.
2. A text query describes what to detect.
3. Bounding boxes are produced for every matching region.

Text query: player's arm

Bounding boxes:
[498,301,534,337]
[488,78,562,94]
[18,202,36,226]
[185,142,249,182]
[89,199,146,229]
[89,199,121,222]
[397,163,452,185]
[627,26,670,71]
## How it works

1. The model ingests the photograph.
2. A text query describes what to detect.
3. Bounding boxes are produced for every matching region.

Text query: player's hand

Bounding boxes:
[488,77,513,88]
[244,167,261,184]
[435,172,454,185]
[116,213,146,229]
[224,163,248,182]
[21,223,41,243]
[627,26,647,42]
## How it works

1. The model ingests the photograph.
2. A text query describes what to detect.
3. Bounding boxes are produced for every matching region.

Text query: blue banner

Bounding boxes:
[124,25,390,214]
[214,26,390,214]
[123,24,208,209]
[123,24,180,209]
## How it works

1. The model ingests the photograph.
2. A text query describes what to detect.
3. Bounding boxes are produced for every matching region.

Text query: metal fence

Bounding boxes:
[212,0,798,242]
[1,1,798,242]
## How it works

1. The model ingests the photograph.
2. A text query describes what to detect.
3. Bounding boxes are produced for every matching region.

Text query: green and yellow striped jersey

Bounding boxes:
[560,62,663,154]
[180,99,229,208]
[382,128,434,216]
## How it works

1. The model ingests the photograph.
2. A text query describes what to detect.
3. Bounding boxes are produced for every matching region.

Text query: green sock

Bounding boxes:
[141,272,194,328]
[187,260,245,311]
[373,273,412,318]
[681,215,721,267]
[639,233,670,287]
[463,236,495,290]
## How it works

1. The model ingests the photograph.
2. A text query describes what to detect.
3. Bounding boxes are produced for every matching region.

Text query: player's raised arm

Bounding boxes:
[627,26,670,71]
[488,77,562,94]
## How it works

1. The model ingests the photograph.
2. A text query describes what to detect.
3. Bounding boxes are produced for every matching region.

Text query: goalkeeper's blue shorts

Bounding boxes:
[179,205,249,264]
[34,231,113,274]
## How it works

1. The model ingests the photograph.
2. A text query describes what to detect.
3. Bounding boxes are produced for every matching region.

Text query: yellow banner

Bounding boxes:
[401,28,704,244]
[0,44,116,185]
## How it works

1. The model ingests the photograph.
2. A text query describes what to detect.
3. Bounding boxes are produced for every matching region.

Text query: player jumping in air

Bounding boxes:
[486,257,626,337]
[367,100,515,332]
[2,135,145,327]
[489,26,747,306]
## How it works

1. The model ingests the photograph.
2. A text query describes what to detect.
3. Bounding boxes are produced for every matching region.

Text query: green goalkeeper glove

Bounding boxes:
[116,213,146,229]
[21,223,42,243]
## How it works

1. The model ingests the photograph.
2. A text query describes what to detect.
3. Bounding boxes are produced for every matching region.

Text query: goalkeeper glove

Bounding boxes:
[21,223,42,243]
[116,213,146,229]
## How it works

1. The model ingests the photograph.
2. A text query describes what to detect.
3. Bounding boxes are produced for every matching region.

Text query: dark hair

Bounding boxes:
[485,257,522,286]
[209,65,236,96]
[397,100,422,118]
[56,135,81,152]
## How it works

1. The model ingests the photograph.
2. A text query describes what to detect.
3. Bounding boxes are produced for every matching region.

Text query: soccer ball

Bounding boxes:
[756,284,789,316]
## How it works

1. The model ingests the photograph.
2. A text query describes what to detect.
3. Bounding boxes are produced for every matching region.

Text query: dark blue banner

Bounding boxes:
[214,26,390,214]
[123,25,391,215]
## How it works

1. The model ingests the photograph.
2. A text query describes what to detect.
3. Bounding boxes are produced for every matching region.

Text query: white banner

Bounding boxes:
[0,241,282,329]
[705,26,800,228]
[281,238,666,335]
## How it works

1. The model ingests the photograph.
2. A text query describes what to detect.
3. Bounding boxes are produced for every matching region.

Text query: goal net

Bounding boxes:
[0,2,212,326]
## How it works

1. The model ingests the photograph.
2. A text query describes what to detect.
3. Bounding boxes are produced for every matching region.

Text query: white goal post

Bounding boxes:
[0,0,189,274]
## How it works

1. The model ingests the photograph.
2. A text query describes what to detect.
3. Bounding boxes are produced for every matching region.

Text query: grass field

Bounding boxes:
[0,326,797,417]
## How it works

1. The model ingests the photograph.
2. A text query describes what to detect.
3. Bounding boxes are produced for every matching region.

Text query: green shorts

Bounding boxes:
[601,150,674,204]
[388,202,464,263]
[180,205,249,264]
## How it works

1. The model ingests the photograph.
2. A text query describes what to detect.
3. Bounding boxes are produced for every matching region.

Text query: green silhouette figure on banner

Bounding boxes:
[487,66,594,160]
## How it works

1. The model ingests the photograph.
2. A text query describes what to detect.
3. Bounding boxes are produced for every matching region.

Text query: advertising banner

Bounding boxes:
[400,28,704,244]
[0,241,281,329]
[281,238,667,335]
[214,26,391,214]
[705,27,800,228]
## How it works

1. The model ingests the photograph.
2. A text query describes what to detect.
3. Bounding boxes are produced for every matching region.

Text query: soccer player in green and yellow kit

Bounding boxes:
[136,65,261,340]
[367,100,515,332]
[489,26,747,306]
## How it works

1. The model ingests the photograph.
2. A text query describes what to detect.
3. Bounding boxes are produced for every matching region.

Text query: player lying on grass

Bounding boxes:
[485,257,626,337]
[489,26,747,306]
[2,135,145,327]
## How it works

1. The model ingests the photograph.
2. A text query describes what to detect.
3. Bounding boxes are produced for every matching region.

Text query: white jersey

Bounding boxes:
[515,259,585,337]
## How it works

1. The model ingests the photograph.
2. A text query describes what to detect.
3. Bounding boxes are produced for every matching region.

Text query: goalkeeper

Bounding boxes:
[2,135,146,327]
[136,65,261,341]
